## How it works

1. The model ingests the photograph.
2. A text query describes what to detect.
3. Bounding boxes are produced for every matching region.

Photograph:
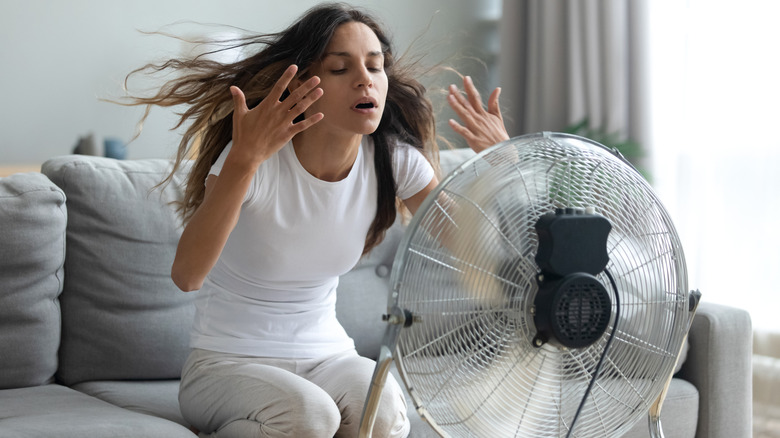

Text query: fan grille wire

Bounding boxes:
[389,134,688,437]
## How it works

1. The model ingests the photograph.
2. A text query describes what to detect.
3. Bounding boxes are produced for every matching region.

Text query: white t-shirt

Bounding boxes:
[190,136,434,358]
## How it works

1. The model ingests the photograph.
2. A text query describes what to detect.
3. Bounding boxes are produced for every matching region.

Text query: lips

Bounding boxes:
[352,96,378,112]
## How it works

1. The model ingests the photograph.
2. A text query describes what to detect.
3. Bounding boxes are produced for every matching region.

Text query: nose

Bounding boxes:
[355,66,373,88]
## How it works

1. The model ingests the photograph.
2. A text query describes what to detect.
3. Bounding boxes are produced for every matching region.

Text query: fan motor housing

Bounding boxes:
[535,208,611,277]
[533,209,613,349]
[534,273,612,349]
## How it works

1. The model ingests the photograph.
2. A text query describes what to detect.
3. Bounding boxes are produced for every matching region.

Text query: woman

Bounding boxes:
[126,3,508,437]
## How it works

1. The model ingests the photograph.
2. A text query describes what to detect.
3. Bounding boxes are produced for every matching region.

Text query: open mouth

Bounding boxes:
[353,97,378,111]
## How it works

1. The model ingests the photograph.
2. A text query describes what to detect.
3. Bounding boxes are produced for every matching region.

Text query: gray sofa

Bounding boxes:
[0,148,752,438]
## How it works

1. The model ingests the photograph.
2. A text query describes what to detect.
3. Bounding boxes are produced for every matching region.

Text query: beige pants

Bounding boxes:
[179,348,410,438]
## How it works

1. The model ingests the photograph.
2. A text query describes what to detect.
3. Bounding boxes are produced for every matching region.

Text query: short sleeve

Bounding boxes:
[206,141,257,204]
[209,141,233,177]
[392,143,435,200]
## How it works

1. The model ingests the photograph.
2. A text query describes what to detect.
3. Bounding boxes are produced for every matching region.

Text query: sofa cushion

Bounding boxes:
[0,172,66,389]
[71,380,188,428]
[0,384,194,437]
[42,156,194,385]
[622,378,699,438]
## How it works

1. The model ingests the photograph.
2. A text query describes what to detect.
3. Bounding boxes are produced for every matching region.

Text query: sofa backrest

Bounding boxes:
[0,172,66,389]
[28,147,475,383]
[42,156,195,386]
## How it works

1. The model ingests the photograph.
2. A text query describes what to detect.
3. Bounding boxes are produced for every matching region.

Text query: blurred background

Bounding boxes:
[0,0,502,163]
[2,0,778,434]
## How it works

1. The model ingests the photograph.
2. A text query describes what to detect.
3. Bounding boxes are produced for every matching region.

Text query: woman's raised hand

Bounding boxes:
[229,64,324,167]
[447,75,510,153]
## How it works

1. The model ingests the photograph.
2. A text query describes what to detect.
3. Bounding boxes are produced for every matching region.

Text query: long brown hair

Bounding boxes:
[120,3,439,253]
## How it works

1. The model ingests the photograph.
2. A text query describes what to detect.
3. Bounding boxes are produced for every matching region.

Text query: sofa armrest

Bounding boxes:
[677,301,752,438]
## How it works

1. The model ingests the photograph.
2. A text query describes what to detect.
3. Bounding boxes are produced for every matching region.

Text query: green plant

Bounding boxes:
[564,118,650,182]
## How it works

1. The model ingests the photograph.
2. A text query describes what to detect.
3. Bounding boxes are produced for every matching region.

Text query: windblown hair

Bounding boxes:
[121,3,439,254]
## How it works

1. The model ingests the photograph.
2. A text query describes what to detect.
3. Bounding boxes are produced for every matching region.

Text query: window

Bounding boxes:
[649,1,780,332]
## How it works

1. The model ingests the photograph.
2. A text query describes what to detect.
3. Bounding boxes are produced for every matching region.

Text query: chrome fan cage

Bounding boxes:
[386,132,690,437]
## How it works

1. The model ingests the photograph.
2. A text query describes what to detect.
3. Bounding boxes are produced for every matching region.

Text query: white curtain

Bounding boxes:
[498,0,650,156]
[648,0,780,332]
[648,4,780,433]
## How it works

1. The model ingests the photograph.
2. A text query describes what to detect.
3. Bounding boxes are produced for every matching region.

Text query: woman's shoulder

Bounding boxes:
[390,140,433,173]
[213,140,291,172]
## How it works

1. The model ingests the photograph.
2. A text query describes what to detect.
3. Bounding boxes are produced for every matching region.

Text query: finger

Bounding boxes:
[448,118,473,140]
[463,76,485,114]
[447,87,476,124]
[487,87,503,118]
[267,64,299,103]
[290,112,324,135]
[230,86,249,116]
[286,76,322,109]
[449,83,483,119]
[448,84,469,107]
[286,87,324,122]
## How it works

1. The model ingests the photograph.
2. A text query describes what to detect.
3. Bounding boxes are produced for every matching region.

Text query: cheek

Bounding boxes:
[377,78,389,106]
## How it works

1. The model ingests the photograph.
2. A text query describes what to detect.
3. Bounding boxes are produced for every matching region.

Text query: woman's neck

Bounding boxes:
[291,129,363,182]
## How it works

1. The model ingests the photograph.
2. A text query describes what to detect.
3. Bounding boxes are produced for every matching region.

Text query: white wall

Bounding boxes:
[0,0,499,164]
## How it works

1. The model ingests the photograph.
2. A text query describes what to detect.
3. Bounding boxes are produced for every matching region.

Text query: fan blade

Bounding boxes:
[647,289,702,438]
[358,307,406,438]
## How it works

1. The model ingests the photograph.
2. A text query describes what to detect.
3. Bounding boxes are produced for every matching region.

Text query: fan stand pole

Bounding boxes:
[359,308,406,438]
[647,290,702,438]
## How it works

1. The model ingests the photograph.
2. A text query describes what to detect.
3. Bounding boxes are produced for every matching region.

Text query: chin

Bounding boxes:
[354,121,382,136]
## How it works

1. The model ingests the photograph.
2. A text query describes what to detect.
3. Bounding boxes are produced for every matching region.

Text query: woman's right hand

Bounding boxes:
[228,64,324,168]
[172,65,323,292]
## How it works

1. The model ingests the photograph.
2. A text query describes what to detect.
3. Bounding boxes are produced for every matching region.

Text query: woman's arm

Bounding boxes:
[170,65,323,291]
[401,176,439,216]
[170,168,252,292]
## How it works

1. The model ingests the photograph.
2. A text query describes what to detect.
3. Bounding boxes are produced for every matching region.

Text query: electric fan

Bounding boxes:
[359,132,700,438]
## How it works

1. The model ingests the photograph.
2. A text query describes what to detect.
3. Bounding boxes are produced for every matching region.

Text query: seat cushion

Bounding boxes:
[42,156,195,385]
[0,172,66,389]
[623,378,699,437]
[0,384,194,437]
[72,380,188,428]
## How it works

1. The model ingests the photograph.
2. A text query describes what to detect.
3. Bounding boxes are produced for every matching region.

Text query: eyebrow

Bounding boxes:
[323,50,383,58]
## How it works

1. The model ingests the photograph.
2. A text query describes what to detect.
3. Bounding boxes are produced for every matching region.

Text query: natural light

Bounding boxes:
[649,0,780,333]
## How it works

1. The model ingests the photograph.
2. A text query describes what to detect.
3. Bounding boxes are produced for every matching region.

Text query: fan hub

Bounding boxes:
[533,273,612,349]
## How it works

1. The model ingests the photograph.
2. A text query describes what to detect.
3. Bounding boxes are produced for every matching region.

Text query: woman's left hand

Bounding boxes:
[447,76,510,153]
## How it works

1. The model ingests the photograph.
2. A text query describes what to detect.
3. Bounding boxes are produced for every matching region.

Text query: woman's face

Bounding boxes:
[302,21,389,137]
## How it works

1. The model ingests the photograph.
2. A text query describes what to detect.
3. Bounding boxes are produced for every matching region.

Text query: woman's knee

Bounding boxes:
[373,381,410,438]
[283,388,341,437]
[341,377,409,438]
[179,355,341,437]
[183,384,341,438]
